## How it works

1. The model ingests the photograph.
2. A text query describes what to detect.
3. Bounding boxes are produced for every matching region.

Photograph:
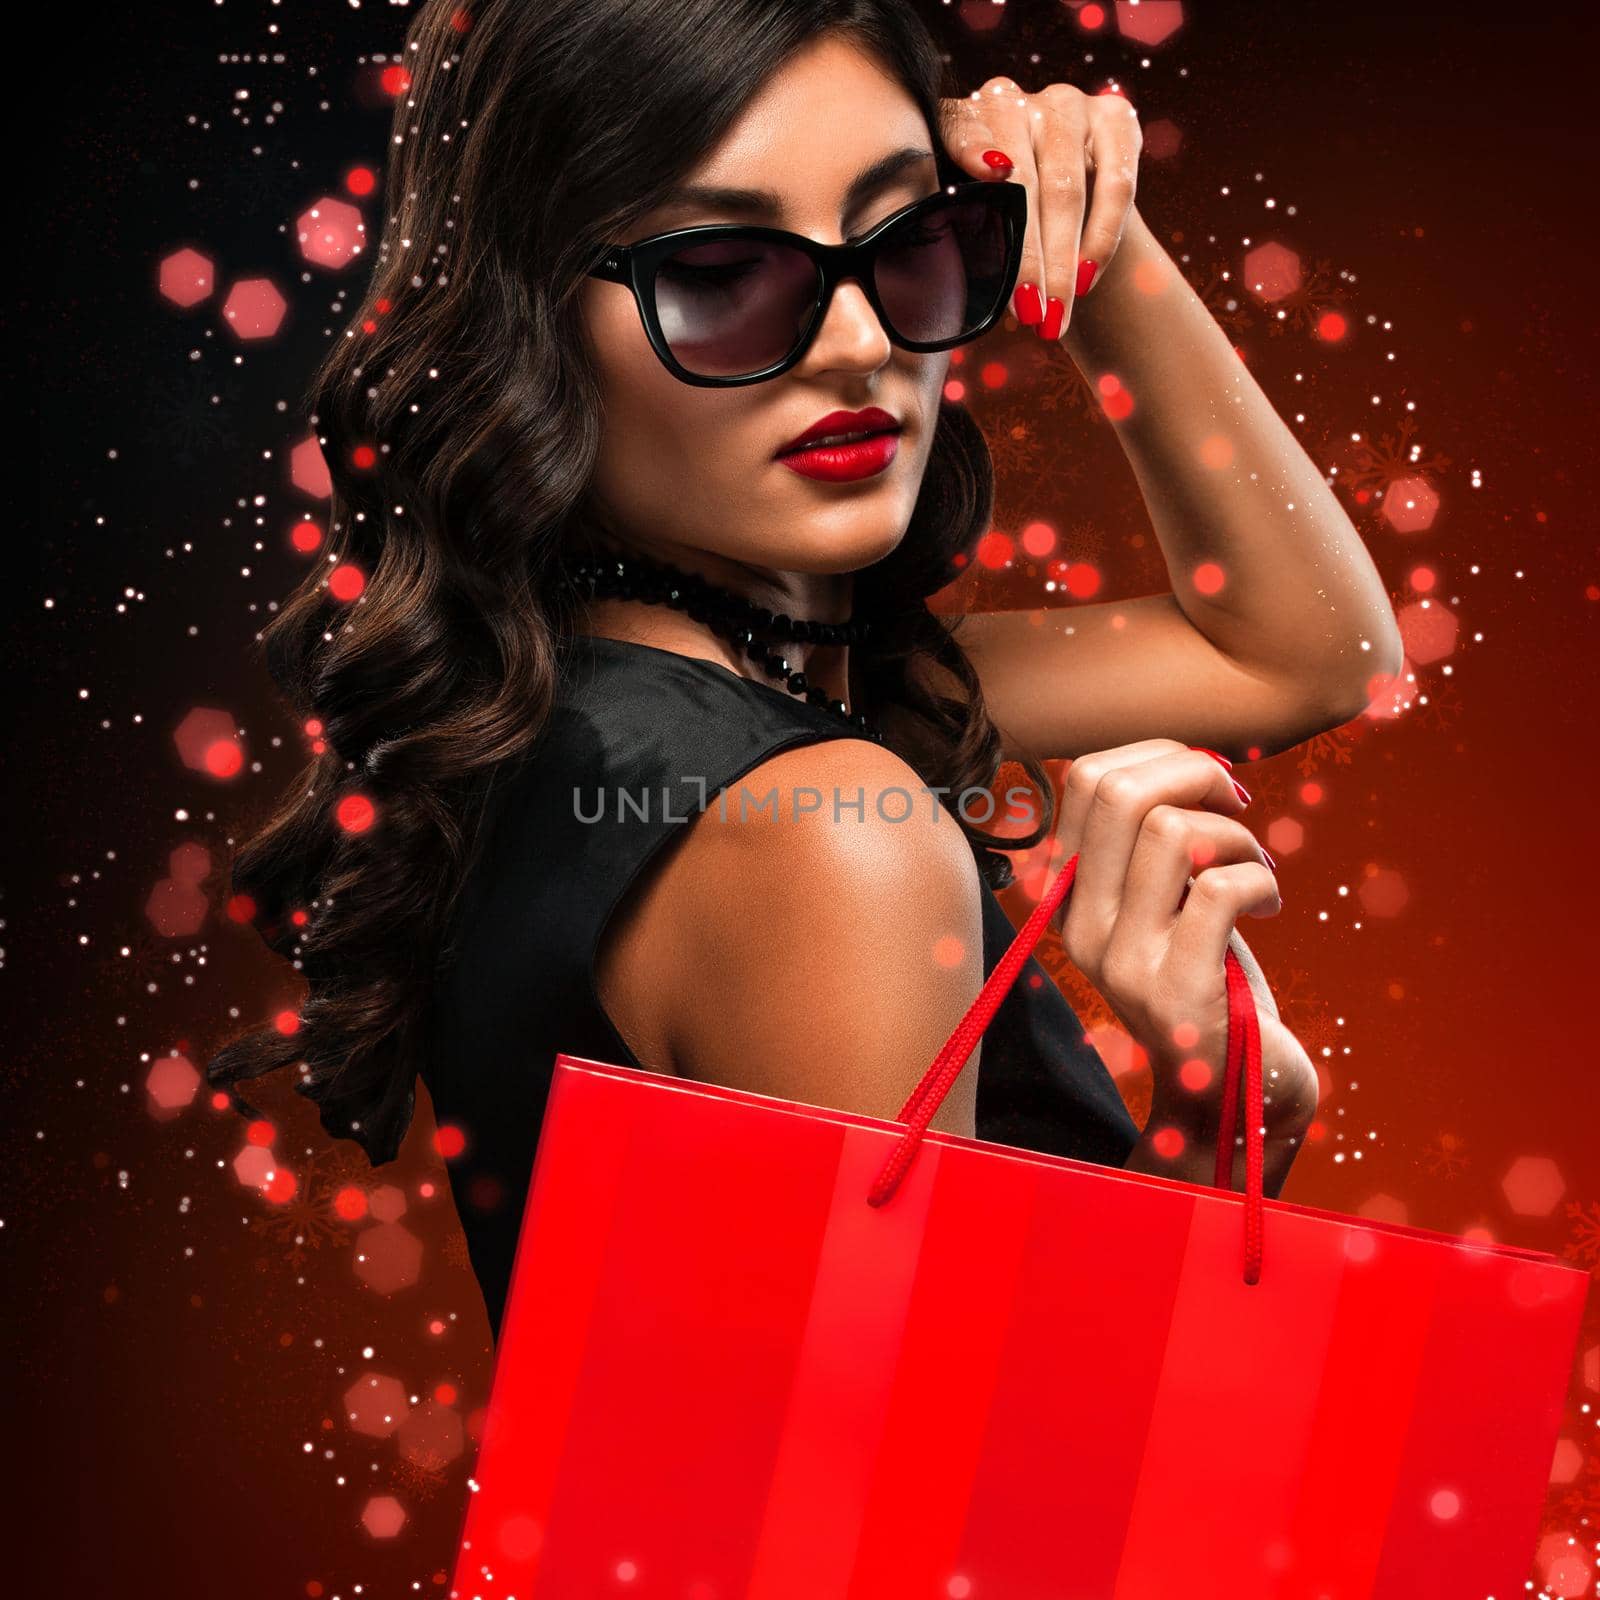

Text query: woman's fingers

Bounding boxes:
[1075,92,1142,300]
[1032,87,1089,341]
[1058,746,1247,970]
[1056,737,1190,857]
[1166,861,1283,986]
[940,80,1047,327]
[938,79,1145,338]
[1113,805,1275,948]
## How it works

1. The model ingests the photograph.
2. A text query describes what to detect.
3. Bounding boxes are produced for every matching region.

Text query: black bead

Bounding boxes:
[787,671,808,694]
[829,699,848,718]
[805,686,829,706]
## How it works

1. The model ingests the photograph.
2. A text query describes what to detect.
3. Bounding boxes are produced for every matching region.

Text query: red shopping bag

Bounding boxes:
[450,854,1586,1600]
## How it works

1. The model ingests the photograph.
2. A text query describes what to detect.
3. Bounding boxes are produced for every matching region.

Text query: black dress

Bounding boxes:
[421,633,1139,1342]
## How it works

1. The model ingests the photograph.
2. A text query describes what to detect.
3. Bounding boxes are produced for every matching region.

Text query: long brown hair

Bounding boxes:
[205,0,1057,1166]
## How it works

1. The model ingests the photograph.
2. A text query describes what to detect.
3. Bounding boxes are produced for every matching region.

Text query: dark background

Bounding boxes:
[13,2,1598,1594]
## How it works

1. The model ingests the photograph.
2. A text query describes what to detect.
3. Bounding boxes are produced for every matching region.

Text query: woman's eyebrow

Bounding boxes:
[654,145,935,228]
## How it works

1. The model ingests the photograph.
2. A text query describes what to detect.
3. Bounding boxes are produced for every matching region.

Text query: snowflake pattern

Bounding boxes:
[1031,346,1101,418]
[1564,1199,1600,1273]
[392,1448,452,1502]
[1548,1448,1600,1526]
[144,367,235,468]
[1412,675,1464,734]
[1341,413,1452,498]
[119,928,176,991]
[247,1143,368,1267]
[1262,258,1340,339]
[1194,267,1255,337]
[1295,723,1362,778]
[1421,1130,1470,1179]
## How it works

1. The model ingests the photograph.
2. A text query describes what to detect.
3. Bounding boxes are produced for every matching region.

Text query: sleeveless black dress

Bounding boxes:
[421,634,1139,1341]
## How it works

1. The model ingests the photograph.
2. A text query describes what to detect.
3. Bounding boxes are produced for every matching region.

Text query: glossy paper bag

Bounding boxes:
[450,855,1586,1599]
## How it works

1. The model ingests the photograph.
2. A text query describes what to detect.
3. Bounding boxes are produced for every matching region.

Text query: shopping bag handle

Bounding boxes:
[865,850,1266,1286]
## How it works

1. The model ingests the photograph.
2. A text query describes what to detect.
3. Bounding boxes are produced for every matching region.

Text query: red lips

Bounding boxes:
[775,406,902,458]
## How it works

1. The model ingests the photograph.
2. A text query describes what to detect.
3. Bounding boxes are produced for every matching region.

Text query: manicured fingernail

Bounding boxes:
[1076,258,1100,297]
[1261,845,1277,869]
[1192,746,1233,770]
[1012,282,1044,325]
[1037,296,1066,340]
[1232,779,1252,806]
[981,148,1014,176]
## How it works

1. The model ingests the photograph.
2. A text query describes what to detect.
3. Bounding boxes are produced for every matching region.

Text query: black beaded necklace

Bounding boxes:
[570,547,887,745]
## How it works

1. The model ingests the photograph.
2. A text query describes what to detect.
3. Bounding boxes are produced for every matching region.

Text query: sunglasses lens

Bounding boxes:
[873,190,1011,345]
[652,238,821,379]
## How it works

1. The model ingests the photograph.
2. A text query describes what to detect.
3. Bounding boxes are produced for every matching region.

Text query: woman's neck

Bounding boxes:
[574,535,860,709]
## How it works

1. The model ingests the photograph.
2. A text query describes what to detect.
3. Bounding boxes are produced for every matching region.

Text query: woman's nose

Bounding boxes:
[798,276,892,375]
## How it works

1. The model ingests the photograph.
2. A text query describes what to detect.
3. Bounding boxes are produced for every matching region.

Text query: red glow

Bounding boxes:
[291,519,323,554]
[1063,561,1101,599]
[1410,565,1436,593]
[378,65,411,97]
[943,378,966,403]
[979,360,1008,389]
[204,738,244,778]
[1151,1125,1186,1159]
[246,1119,277,1146]
[226,894,257,923]
[350,443,377,469]
[333,1186,370,1222]
[328,563,366,602]
[434,1124,467,1160]
[1020,520,1056,557]
[1300,781,1324,806]
[272,1009,301,1036]
[263,1168,299,1204]
[345,166,377,197]
[1078,2,1105,27]
[1317,311,1348,342]
[336,793,377,834]
[976,530,1014,569]
[1179,1057,1213,1092]
[1192,561,1225,595]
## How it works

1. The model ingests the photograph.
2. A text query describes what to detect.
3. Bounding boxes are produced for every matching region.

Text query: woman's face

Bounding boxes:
[579,34,951,594]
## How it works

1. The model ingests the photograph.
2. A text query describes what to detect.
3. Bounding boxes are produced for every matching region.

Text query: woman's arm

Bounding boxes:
[956,205,1403,764]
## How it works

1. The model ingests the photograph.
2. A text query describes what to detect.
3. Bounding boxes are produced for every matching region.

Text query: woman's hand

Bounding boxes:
[939,75,1143,341]
[1051,739,1321,1194]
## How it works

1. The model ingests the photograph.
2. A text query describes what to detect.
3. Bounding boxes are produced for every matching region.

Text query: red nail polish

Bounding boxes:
[1038,296,1066,340]
[1232,779,1252,806]
[1012,282,1044,325]
[981,148,1014,176]
[1261,845,1277,870]
[1076,258,1100,297]
[1192,746,1234,771]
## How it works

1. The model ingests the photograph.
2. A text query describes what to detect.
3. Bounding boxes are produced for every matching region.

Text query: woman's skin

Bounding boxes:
[579,33,1331,1192]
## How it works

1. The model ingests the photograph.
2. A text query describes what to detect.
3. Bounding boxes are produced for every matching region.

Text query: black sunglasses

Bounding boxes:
[586,178,1028,387]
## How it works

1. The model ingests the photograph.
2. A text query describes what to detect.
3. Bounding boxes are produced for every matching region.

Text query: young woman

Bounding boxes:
[208,0,1399,1341]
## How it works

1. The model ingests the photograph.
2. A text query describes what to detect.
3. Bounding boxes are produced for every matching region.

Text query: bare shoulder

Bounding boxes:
[609,735,989,1136]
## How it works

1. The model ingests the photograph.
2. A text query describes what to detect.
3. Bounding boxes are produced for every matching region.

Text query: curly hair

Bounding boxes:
[204,0,1058,1167]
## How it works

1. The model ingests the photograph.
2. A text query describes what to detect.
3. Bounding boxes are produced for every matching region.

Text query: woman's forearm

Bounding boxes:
[1063,206,1402,716]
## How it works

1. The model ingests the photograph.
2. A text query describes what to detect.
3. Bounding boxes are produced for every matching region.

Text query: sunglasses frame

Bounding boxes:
[586,177,1028,387]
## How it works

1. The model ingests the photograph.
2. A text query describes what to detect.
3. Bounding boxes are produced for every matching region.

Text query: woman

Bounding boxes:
[207,0,1399,1341]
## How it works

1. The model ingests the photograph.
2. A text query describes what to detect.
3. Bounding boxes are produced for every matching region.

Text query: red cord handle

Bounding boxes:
[865,851,1266,1286]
